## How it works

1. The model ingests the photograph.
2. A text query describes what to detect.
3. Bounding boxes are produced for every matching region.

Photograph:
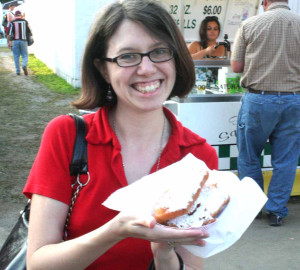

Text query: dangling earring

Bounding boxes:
[106,85,113,102]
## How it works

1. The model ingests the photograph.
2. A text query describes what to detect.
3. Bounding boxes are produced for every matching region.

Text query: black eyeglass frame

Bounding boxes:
[102,48,174,67]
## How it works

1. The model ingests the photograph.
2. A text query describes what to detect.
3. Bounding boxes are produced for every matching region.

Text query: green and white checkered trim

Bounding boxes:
[213,143,300,171]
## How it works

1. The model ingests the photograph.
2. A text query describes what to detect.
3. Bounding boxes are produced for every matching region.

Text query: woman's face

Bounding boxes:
[206,21,220,42]
[100,20,176,113]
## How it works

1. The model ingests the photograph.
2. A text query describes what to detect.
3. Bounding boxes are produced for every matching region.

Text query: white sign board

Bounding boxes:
[168,101,241,145]
[223,0,260,41]
[161,0,259,42]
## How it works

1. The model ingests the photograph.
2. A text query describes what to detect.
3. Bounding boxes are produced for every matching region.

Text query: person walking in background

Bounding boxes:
[8,10,32,76]
[188,16,225,60]
[4,3,15,47]
[4,4,15,35]
[231,0,300,226]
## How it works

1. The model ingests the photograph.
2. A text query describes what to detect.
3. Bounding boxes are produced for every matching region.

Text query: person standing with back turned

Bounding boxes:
[231,0,300,226]
[8,10,32,76]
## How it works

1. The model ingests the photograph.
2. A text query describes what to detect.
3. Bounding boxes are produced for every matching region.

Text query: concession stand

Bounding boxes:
[162,0,300,195]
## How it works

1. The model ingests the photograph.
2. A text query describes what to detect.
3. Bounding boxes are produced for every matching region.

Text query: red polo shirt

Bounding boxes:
[24,106,218,269]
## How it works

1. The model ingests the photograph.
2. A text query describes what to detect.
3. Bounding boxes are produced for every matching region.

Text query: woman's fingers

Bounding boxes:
[114,213,209,246]
[148,225,209,247]
[152,237,207,249]
[206,45,216,56]
[160,235,208,247]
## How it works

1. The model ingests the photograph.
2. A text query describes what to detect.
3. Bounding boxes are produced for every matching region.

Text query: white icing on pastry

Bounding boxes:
[156,168,209,212]
[167,184,230,228]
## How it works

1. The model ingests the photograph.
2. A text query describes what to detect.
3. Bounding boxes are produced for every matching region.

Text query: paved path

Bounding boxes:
[0,47,78,248]
[204,197,300,270]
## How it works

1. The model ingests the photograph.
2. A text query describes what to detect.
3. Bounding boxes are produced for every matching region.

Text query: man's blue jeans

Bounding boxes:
[12,40,28,74]
[237,91,300,218]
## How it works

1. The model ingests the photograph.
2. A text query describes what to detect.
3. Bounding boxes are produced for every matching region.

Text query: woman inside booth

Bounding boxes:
[188,16,226,60]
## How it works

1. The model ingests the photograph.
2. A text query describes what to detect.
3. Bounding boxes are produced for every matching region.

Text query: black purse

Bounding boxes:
[27,35,34,46]
[0,114,88,270]
[26,24,34,47]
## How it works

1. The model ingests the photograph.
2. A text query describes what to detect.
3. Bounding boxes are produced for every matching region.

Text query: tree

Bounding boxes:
[2,0,13,4]
[1,1,24,7]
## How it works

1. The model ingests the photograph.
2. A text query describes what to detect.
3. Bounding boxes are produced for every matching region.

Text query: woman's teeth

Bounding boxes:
[135,81,160,93]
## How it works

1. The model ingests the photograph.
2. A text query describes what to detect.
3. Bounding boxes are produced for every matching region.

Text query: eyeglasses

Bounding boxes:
[102,48,174,67]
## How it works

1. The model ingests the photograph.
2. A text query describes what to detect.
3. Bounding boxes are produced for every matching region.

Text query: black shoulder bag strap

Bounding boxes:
[69,113,88,176]
[64,113,89,239]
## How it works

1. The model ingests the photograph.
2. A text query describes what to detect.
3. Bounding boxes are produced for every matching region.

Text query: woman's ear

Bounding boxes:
[94,58,110,83]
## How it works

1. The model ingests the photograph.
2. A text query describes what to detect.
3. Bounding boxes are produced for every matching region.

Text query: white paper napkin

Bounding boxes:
[103,153,268,258]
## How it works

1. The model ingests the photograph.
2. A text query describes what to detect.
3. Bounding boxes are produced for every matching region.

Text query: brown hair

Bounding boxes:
[199,16,221,49]
[73,0,195,109]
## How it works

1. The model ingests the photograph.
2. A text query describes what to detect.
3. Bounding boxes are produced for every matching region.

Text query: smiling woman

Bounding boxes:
[23,1,218,269]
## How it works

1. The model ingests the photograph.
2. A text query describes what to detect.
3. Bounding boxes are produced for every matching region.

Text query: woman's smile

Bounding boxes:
[132,80,161,94]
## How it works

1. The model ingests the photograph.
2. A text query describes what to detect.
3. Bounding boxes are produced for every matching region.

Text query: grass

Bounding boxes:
[28,54,81,94]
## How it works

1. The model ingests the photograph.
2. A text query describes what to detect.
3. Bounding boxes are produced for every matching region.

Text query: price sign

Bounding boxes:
[161,0,228,42]
[203,3,223,16]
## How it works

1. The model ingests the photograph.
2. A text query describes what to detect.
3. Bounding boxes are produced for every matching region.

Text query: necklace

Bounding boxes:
[112,115,166,172]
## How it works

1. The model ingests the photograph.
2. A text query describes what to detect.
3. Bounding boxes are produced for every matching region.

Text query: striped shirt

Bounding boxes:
[231,3,300,92]
[9,18,31,41]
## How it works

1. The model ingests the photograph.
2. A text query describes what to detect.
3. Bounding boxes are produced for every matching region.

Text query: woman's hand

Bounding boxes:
[110,212,209,245]
[110,213,208,270]
[7,40,12,49]
[205,45,216,57]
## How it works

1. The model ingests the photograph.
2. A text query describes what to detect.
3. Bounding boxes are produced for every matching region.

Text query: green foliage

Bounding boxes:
[28,54,80,95]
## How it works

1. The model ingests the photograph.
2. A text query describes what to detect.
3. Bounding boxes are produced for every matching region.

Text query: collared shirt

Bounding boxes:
[23,107,218,269]
[231,2,300,92]
[8,18,31,41]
